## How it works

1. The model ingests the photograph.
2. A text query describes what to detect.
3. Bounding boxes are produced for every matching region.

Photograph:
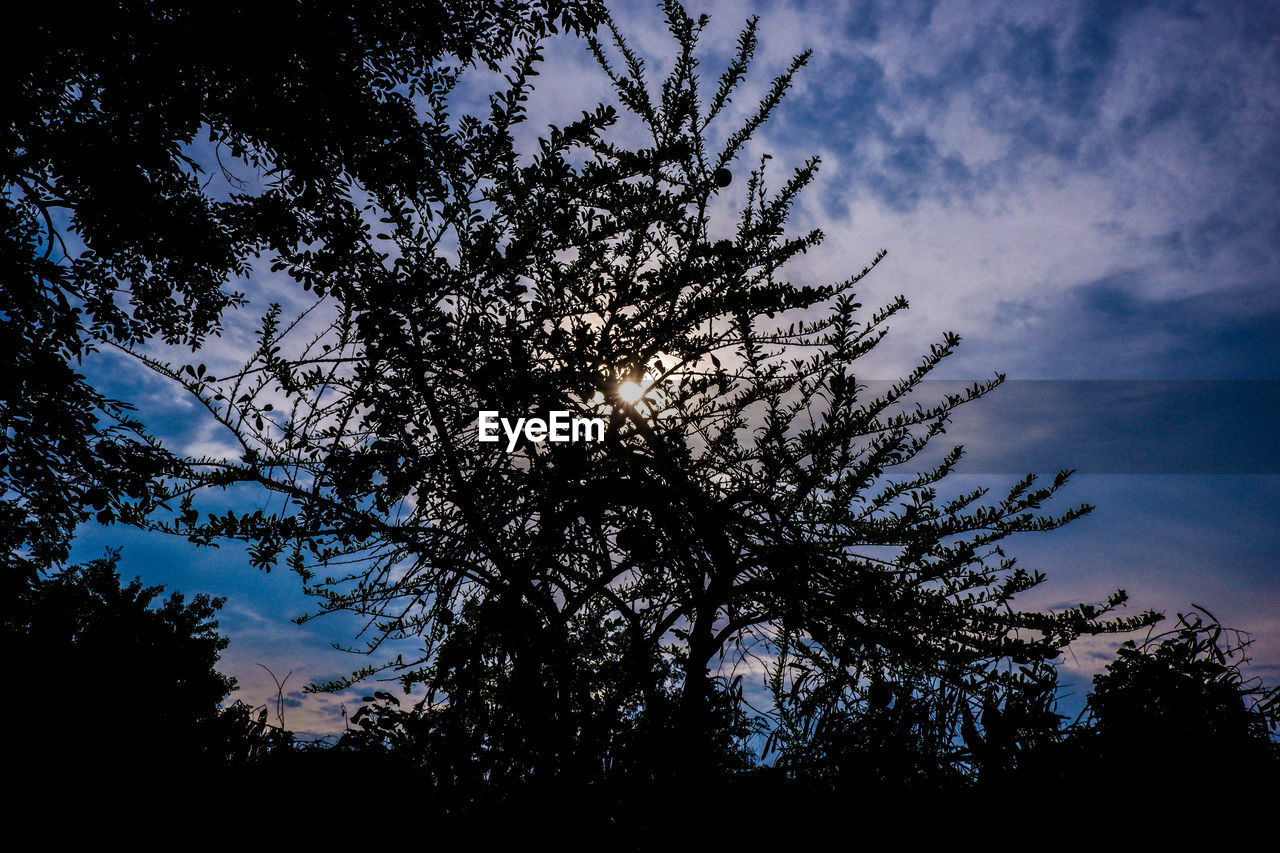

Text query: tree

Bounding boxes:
[1064,607,1280,789]
[0,0,603,589]
[2,549,238,774]
[109,0,1157,792]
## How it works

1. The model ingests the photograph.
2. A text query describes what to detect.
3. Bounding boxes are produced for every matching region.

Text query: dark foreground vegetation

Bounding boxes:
[4,558,1276,834]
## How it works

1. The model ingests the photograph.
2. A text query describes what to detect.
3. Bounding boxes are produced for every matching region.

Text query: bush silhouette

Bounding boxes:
[3,550,243,777]
[1074,608,1279,784]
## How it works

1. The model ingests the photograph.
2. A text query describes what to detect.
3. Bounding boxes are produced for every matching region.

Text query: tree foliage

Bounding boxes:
[107,1,1163,789]
[1070,607,1280,779]
[2,549,237,772]
[1,0,602,584]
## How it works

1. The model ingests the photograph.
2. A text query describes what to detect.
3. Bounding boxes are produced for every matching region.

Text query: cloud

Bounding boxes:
[673,0,1280,379]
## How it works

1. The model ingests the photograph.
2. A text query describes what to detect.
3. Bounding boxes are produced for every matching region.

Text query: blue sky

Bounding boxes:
[68,0,1280,734]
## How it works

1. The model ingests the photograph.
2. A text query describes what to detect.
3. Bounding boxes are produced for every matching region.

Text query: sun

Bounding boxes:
[617,380,646,404]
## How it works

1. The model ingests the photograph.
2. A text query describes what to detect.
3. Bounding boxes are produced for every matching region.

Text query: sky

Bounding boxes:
[68,0,1280,735]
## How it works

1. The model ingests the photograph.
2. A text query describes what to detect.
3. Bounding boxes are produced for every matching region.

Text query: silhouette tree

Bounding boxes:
[107,1,1157,792]
[0,1,603,593]
[1064,607,1280,789]
[2,549,239,776]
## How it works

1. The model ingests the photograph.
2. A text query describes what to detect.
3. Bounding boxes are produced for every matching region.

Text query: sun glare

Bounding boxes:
[617,380,646,404]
